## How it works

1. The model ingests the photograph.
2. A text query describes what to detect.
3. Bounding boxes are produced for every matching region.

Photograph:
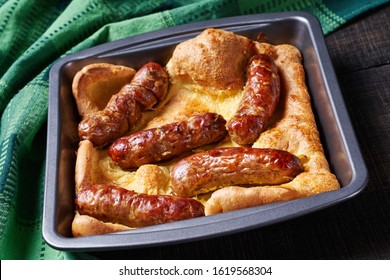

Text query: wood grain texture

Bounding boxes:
[326,4,390,195]
[326,3,390,72]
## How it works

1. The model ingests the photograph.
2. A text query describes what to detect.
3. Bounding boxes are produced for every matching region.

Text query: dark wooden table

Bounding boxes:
[92,3,390,260]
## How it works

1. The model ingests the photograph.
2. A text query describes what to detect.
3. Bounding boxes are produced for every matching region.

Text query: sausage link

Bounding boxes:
[170,147,304,197]
[119,84,158,111]
[75,184,205,228]
[108,113,228,169]
[227,54,280,145]
[78,62,169,147]
[78,95,142,148]
[130,61,169,102]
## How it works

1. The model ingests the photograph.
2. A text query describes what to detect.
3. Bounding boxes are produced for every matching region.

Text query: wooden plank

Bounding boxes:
[326,3,390,73]
[338,65,390,192]
[325,3,390,194]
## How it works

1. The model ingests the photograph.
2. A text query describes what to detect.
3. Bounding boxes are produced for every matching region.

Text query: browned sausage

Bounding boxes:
[78,95,142,148]
[130,62,169,102]
[227,54,280,145]
[78,62,169,147]
[170,147,304,197]
[108,113,228,169]
[75,184,205,228]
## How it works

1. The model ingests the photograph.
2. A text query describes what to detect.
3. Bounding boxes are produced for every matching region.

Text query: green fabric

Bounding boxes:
[0,0,388,260]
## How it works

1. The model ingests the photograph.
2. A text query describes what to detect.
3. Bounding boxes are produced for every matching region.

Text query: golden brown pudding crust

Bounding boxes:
[71,28,340,236]
[166,28,255,90]
[72,63,136,118]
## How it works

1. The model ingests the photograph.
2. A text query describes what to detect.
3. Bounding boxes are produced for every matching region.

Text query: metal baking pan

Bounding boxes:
[43,12,368,251]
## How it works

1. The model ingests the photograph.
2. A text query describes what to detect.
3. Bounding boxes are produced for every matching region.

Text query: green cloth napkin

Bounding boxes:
[0,0,388,260]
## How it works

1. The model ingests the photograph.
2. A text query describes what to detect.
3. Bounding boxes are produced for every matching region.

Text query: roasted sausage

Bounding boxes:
[130,62,169,102]
[227,54,280,145]
[78,62,169,147]
[75,184,205,228]
[78,96,142,148]
[170,147,304,197]
[108,113,228,169]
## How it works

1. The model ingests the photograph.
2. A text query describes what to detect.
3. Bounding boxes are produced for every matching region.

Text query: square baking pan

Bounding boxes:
[43,12,368,251]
